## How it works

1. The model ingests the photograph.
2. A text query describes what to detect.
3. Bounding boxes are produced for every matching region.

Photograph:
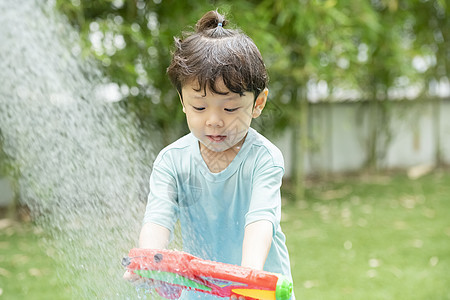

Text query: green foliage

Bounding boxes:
[53,0,448,182]
[54,0,448,135]
[0,132,14,177]
[56,0,221,145]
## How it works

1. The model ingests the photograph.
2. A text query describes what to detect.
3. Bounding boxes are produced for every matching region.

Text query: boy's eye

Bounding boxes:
[192,106,205,111]
[224,107,239,112]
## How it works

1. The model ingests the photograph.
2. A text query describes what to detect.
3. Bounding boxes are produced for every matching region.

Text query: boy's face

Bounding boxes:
[180,78,267,153]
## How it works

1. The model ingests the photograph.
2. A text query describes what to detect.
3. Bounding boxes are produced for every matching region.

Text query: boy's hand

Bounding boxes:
[123,270,155,289]
[123,270,182,299]
[230,295,245,300]
[123,270,142,283]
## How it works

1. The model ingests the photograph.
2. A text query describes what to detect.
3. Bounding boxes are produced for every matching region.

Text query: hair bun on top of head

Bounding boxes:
[195,10,228,33]
[167,9,268,101]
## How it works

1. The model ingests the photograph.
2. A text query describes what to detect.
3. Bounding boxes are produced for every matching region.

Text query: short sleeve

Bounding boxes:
[142,154,179,232]
[245,156,284,236]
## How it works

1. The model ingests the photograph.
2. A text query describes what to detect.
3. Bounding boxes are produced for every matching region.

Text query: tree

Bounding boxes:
[250,0,448,197]
[56,0,224,147]
[55,0,449,200]
[248,0,381,198]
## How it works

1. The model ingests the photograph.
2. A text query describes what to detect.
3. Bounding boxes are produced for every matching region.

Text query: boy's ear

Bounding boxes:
[177,91,186,113]
[252,88,268,118]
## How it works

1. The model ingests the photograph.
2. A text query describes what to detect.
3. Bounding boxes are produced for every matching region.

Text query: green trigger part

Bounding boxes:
[135,270,212,292]
[275,275,293,300]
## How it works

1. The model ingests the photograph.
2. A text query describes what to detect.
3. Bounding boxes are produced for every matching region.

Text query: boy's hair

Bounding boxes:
[167,10,268,101]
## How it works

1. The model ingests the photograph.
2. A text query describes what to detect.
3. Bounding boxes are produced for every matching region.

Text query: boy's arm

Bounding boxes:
[124,222,170,282]
[240,220,273,270]
[139,222,171,249]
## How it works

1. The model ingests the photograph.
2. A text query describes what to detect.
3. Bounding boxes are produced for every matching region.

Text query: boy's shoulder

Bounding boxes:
[155,133,195,162]
[165,132,194,150]
[248,128,284,167]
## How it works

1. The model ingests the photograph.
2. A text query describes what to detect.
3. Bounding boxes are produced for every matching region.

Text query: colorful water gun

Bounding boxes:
[122,248,293,300]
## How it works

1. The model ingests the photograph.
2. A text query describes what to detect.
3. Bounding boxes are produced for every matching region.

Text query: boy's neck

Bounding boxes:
[199,135,247,173]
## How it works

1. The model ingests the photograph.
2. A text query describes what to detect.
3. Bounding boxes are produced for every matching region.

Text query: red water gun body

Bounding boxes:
[123,248,292,300]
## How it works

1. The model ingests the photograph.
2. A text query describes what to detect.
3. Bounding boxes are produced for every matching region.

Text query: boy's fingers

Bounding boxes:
[124,271,156,289]
[123,270,140,282]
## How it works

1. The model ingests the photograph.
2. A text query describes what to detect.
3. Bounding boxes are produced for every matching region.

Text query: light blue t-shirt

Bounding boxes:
[143,127,293,297]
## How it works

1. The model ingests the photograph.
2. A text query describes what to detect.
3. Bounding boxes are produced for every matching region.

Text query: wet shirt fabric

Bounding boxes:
[143,127,293,299]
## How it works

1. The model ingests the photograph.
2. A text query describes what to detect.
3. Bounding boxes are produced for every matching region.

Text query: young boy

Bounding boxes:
[125,10,294,299]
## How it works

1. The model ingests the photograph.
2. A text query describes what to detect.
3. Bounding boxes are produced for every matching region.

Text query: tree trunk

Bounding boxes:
[432,98,442,167]
[325,102,333,179]
[291,87,308,201]
[366,100,378,172]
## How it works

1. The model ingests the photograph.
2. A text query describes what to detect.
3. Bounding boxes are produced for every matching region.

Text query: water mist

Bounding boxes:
[0,0,159,298]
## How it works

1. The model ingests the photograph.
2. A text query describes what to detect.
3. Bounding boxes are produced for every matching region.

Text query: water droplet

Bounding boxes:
[0,1,155,298]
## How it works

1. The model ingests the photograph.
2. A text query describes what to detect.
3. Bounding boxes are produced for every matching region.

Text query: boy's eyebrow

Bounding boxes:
[189,93,243,101]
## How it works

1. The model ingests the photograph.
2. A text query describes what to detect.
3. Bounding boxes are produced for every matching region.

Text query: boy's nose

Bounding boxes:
[206,113,224,127]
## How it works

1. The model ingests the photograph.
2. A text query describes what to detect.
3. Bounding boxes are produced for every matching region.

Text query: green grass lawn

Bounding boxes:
[0,172,449,299]
[282,171,450,300]
[0,220,72,299]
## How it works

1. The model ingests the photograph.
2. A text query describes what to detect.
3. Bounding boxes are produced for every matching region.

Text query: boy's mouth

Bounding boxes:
[206,135,226,143]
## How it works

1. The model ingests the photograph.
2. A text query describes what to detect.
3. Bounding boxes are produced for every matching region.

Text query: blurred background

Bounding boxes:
[0,0,449,299]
